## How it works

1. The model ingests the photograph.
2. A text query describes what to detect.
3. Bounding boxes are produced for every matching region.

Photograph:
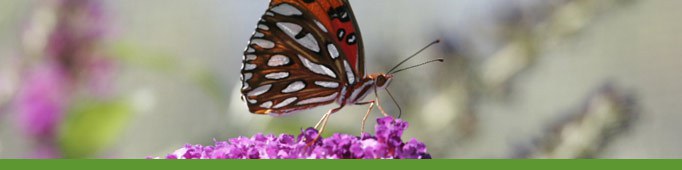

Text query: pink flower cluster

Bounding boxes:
[158,116,430,159]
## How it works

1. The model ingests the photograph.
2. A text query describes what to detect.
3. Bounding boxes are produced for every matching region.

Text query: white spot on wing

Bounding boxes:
[270,4,302,16]
[257,24,269,30]
[298,33,320,52]
[298,92,339,105]
[327,44,339,59]
[343,60,355,84]
[273,97,297,109]
[265,72,289,80]
[277,22,302,37]
[243,63,256,71]
[260,101,273,108]
[242,73,253,81]
[314,20,328,33]
[347,34,356,43]
[251,39,274,49]
[242,81,250,90]
[276,22,319,52]
[253,32,265,38]
[315,81,339,88]
[244,55,257,61]
[282,81,305,93]
[298,55,337,78]
[247,84,272,97]
[246,47,255,53]
[268,55,290,67]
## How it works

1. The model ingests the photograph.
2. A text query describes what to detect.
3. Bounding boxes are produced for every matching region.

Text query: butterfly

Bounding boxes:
[240,0,441,134]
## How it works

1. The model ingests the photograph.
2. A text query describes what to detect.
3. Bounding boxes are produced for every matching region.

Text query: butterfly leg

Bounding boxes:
[310,106,344,146]
[360,101,375,133]
[308,107,342,146]
[373,87,390,117]
[313,112,330,130]
[356,100,384,133]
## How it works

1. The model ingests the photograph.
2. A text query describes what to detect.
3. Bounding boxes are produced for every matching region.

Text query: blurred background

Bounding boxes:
[0,0,680,158]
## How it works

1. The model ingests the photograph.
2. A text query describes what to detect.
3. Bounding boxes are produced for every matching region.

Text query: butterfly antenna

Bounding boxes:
[389,58,444,74]
[387,40,441,73]
[385,87,402,118]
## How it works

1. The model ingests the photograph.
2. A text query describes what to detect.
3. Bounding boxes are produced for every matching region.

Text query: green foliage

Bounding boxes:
[59,99,132,158]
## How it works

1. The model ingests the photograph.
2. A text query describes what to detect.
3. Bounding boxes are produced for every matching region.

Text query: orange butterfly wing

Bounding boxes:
[272,0,365,75]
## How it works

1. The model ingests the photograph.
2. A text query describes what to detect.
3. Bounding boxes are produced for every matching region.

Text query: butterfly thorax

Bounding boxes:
[340,73,393,105]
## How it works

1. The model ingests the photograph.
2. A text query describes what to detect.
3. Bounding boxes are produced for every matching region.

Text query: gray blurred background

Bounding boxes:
[0,0,680,158]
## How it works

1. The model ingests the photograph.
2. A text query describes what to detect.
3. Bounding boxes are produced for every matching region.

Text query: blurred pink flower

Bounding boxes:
[47,0,108,66]
[16,61,70,146]
[16,0,114,158]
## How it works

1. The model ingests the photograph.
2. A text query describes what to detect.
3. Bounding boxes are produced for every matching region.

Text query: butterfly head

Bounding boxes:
[368,73,394,89]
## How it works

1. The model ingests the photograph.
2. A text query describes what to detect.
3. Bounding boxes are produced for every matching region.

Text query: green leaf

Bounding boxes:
[59,99,133,158]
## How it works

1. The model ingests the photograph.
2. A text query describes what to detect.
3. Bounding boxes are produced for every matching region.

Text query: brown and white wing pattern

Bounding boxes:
[240,0,363,115]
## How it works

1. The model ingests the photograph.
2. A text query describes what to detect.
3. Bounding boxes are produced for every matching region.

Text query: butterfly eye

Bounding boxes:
[375,75,388,87]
